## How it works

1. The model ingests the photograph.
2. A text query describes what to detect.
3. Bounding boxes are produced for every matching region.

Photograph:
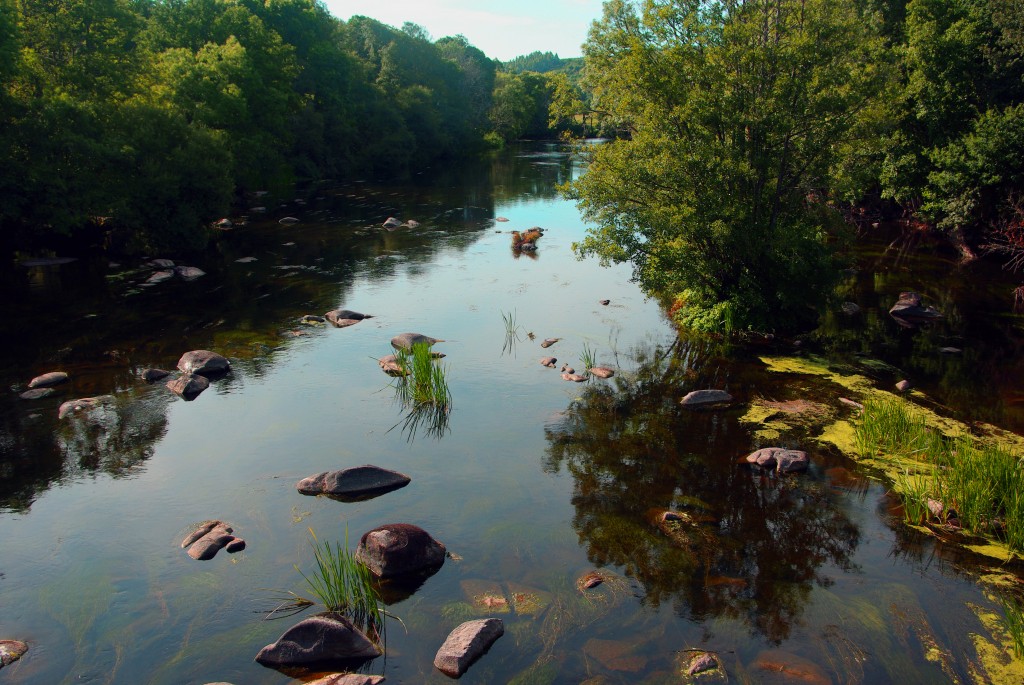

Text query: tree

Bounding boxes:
[567,0,889,332]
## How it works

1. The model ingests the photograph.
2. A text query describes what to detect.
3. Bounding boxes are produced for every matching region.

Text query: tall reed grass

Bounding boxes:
[999,594,1024,658]
[855,397,1024,551]
[393,342,451,409]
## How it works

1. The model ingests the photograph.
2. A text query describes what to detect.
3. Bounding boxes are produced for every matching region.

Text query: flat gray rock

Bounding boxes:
[433,618,504,677]
[679,389,732,406]
[391,333,443,351]
[297,465,411,500]
[255,613,381,669]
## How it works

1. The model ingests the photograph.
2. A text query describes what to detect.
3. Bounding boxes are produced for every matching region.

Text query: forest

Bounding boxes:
[1,0,1023,332]
[0,0,568,254]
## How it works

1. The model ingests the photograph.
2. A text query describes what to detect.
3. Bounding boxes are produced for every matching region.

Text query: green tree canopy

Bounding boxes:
[567,0,889,332]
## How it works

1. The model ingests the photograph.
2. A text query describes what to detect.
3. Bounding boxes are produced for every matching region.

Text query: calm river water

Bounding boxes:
[1,142,1022,684]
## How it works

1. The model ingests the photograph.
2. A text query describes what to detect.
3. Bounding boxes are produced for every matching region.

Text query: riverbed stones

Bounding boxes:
[167,373,210,400]
[297,465,411,500]
[254,613,381,670]
[28,371,68,388]
[540,357,557,368]
[141,368,171,382]
[146,269,175,285]
[355,523,446,579]
[433,618,504,678]
[679,389,733,407]
[889,291,942,325]
[181,520,245,560]
[744,447,809,473]
[0,640,28,669]
[750,650,830,685]
[177,350,231,376]
[390,333,443,351]
[326,309,370,327]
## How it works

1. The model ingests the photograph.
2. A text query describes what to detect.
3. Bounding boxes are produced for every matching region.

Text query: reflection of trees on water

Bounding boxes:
[543,337,861,643]
[0,389,168,511]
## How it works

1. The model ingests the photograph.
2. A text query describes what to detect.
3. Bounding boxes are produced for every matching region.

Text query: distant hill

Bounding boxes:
[502,51,583,77]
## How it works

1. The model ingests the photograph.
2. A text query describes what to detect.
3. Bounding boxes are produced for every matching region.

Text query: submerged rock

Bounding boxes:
[28,371,68,388]
[58,395,113,419]
[297,465,411,500]
[19,388,56,400]
[540,337,560,348]
[562,373,588,382]
[141,368,171,382]
[326,310,370,327]
[378,354,409,377]
[889,291,942,326]
[308,675,386,685]
[177,350,231,376]
[433,618,504,678]
[750,650,830,685]
[390,333,443,351]
[181,520,245,560]
[355,523,446,579]
[255,613,381,670]
[679,389,733,407]
[744,447,809,473]
[166,373,210,400]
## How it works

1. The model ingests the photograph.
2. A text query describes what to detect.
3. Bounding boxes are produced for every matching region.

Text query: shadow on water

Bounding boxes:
[543,335,860,645]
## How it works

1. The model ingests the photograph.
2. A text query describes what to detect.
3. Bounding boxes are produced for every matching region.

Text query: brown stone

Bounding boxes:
[28,371,68,388]
[433,618,504,677]
[355,523,446,579]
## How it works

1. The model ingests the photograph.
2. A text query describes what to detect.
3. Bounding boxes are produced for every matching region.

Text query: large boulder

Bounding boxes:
[181,520,245,560]
[254,613,381,670]
[679,389,732,407]
[167,373,210,400]
[390,333,443,351]
[889,291,942,325]
[177,350,231,376]
[0,640,28,669]
[433,618,504,678]
[744,447,809,473]
[355,523,446,579]
[28,371,68,388]
[297,465,411,500]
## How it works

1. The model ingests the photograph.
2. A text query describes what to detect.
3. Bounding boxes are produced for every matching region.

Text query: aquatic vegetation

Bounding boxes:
[264,529,385,640]
[392,342,452,410]
[579,342,597,374]
[855,397,1024,552]
[999,595,1024,659]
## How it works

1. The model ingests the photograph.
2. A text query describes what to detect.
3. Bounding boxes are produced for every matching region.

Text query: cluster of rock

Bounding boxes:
[889,290,943,328]
[381,217,420,230]
[181,520,246,560]
[163,350,231,401]
[143,259,206,285]
[536,338,616,383]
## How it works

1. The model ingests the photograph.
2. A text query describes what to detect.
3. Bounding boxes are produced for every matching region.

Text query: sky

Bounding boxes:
[321,0,607,62]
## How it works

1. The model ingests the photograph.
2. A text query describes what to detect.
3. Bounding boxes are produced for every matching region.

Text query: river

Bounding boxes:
[0,141,1022,684]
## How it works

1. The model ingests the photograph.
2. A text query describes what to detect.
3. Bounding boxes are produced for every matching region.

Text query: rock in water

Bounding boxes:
[382,217,402,228]
[433,618,504,678]
[744,447,809,473]
[325,310,370,327]
[679,389,732,407]
[177,350,231,376]
[166,373,210,400]
[58,396,113,419]
[297,465,411,500]
[589,366,615,379]
[141,368,171,382]
[19,388,56,400]
[390,333,443,351]
[0,640,28,669]
[28,371,68,388]
[889,291,942,325]
[355,523,446,579]
[175,266,206,280]
[540,357,557,368]
[181,520,245,560]
[254,613,381,669]
[308,675,386,685]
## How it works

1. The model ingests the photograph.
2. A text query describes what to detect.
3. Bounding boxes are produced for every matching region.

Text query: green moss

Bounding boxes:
[969,603,1024,684]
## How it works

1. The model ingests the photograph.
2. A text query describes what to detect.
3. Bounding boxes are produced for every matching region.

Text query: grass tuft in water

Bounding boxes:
[393,342,452,409]
[502,310,522,354]
[579,342,597,373]
[999,594,1024,658]
[263,528,385,640]
[855,397,1024,551]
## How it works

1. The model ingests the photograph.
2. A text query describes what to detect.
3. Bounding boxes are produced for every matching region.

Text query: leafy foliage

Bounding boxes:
[567,0,888,332]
